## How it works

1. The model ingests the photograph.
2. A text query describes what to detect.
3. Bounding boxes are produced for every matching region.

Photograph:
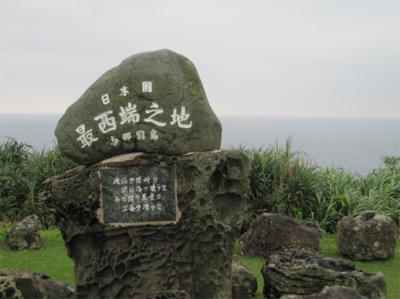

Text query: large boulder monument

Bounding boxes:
[44,49,250,299]
[55,49,221,165]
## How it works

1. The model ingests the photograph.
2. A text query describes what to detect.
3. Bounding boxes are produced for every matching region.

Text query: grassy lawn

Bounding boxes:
[0,228,75,285]
[0,228,399,298]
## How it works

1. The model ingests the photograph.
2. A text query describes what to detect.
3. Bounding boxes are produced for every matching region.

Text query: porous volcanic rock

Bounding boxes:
[146,290,190,299]
[232,256,257,299]
[261,249,386,299]
[5,215,42,250]
[55,49,222,165]
[336,210,398,261]
[0,276,22,299]
[241,213,319,257]
[0,269,74,299]
[41,151,249,298]
[280,286,367,299]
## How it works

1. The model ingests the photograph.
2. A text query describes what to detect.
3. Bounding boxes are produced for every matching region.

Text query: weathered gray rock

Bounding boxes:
[336,211,398,261]
[0,275,23,299]
[262,249,386,299]
[41,150,249,299]
[56,49,222,165]
[280,286,367,299]
[5,215,42,250]
[241,213,319,257]
[146,290,191,299]
[232,256,257,299]
[0,269,74,299]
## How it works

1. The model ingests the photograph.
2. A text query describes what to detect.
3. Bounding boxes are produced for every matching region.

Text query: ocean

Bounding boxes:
[0,114,399,175]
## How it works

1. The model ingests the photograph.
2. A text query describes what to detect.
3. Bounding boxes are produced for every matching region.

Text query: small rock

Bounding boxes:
[336,211,398,261]
[262,249,386,299]
[232,256,257,299]
[146,290,190,299]
[5,215,42,250]
[0,269,74,299]
[56,49,222,165]
[241,213,319,257]
[0,276,23,299]
[280,286,367,299]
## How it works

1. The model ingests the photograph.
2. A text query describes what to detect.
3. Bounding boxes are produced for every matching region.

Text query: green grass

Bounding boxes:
[238,255,265,298]
[0,228,75,285]
[0,229,399,298]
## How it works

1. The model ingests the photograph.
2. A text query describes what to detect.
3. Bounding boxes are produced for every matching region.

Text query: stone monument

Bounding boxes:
[42,49,250,299]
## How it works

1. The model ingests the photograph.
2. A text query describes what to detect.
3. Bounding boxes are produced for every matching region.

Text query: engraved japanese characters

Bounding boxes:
[55,49,222,165]
[99,164,178,224]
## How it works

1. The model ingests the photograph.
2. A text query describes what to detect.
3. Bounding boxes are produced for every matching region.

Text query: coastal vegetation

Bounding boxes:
[1,138,399,233]
[0,139,76,227]
[238,141,400,233]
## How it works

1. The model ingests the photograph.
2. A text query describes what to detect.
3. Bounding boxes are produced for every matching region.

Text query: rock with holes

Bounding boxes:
[5,215,42,250]
[0,276,23,299]
[240,213,319,257]
[262,249,386,299]
[0,269,74,299]
[232,256,257,299]
[41,150,250,298]
[336,211,398,261]
[55,49,222,165]
[146,290,191,299]
[280,286,367,299]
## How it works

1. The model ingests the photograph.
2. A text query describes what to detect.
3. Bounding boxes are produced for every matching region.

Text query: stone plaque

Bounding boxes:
[98,164,178,225]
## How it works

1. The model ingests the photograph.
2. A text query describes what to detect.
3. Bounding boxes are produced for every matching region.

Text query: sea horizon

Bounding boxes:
[1,113,399,175]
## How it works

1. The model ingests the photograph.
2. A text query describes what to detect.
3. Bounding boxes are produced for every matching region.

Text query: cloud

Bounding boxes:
[1,0,399,117]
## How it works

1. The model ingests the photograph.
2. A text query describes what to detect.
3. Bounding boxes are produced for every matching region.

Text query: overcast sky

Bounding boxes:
[0,0,399,117]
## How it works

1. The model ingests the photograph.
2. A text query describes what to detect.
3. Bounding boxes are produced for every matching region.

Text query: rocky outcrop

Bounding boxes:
[241,213,319,257]
[280,286,367,299]
[55,49,222,165]
[336,210,398,261]
[261,249,386,299]
[232,257,257,299]
[41,151,250,299]
[0,269,74,299]
[5,215,42,250]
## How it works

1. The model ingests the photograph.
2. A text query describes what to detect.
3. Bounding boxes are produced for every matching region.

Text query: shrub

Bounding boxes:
[1,138,399,233]
[0,139,76,227]
[236,141,400,234]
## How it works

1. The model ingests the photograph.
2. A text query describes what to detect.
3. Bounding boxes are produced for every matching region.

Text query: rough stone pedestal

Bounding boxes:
[42,151,249,299]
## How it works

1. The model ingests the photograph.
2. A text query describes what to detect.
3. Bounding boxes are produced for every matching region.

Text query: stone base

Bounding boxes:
[42,151,249,299]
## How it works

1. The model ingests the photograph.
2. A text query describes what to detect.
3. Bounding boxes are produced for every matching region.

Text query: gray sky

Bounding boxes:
[1,0,399,117]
